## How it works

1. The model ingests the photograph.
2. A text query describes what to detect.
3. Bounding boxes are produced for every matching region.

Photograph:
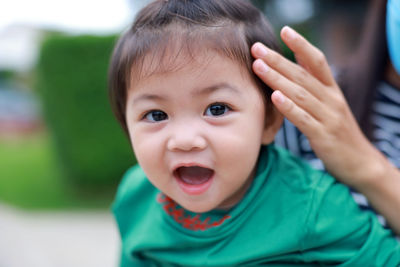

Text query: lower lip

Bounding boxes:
[176,175,214,195]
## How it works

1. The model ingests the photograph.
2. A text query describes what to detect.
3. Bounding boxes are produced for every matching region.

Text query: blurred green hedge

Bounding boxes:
[36,34,135,190]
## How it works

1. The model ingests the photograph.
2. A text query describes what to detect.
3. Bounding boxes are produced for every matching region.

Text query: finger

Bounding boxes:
[251,42,326,101]
[253,59,327,122]
[294,54,309,71]
[271,90,321,138]
[280,26,336,86]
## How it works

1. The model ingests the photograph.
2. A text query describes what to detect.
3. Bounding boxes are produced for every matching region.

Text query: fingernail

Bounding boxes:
[283,26,297,40]
[254,59,269,74]
[273,91,285,104]
[253,43,268,57]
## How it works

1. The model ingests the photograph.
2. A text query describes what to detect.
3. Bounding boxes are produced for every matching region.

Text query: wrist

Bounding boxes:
[350,149,393,193]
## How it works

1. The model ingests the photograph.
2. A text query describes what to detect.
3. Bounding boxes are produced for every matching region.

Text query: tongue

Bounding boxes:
[177,166,213,185]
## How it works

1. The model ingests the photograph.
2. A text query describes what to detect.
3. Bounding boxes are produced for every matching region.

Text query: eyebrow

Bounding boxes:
[131,93,167,105]
[131,82,241,105]
[191,83,242,96]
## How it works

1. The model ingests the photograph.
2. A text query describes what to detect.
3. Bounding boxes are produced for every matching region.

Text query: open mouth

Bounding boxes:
[174,166,214,195]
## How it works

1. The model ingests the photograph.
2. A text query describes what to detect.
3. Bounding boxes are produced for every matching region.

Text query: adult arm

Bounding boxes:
[251,26,400,234]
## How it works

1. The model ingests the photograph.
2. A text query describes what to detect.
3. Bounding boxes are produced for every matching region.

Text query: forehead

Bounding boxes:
[130,44,251,92]
[131,49,253,93]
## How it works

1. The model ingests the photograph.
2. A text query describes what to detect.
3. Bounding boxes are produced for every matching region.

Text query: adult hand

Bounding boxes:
[251,26,400,234]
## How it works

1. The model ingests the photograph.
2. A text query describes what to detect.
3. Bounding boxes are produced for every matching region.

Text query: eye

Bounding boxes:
[144,110,168,122]
[204,103,231,117]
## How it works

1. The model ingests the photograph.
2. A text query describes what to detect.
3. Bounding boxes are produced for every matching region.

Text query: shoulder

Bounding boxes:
[269,145,357,218]
[114,165,149,201]
[112,164,157,218]
[267,145,357,220]
[268,145,335,192]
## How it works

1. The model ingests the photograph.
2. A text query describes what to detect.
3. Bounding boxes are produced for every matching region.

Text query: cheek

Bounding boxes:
[130,130,163,168]
[215,107,265,165]
[214,123,263,164]
[135,138,154,154]
[226,106,265,145]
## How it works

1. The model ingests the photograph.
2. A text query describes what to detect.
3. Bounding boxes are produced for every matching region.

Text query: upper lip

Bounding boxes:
[171,162,213,173]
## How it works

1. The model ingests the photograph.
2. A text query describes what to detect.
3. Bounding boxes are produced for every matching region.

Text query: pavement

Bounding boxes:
[0,203,120,267]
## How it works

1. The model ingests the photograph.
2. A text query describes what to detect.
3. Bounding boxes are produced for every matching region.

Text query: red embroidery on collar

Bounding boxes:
[157,194,231,231]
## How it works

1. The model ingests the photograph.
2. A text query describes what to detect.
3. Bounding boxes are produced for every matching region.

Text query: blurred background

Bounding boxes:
[0,0,366,266]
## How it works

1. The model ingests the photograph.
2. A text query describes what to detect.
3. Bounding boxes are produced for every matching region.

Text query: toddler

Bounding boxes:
[109,0,400,266]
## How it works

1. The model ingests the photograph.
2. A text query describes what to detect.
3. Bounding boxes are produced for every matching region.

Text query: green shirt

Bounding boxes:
[112,145,400,266]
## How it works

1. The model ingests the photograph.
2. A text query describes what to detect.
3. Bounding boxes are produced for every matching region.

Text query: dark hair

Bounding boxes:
[338,0,388,139]
[108,0,280,133]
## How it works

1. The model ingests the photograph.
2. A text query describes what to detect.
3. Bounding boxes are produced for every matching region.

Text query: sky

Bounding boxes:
[0,0,148,34]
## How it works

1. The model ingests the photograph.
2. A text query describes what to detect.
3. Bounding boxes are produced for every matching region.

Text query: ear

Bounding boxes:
[261,107,284,145]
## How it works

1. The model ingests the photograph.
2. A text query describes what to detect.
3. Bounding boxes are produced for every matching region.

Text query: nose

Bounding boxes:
[167,122,207,152]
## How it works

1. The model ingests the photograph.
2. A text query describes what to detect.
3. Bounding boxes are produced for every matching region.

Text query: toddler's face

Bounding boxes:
[125,52,277,213]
